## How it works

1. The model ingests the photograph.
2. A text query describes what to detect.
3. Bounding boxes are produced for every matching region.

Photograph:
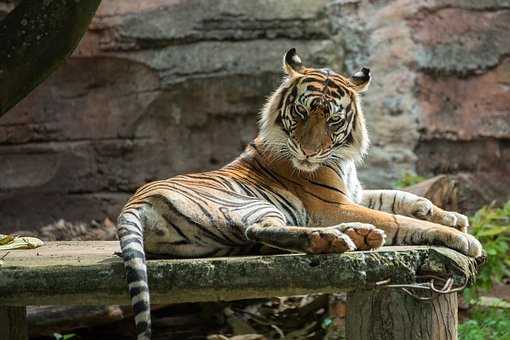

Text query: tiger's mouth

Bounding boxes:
[291,158,320,172]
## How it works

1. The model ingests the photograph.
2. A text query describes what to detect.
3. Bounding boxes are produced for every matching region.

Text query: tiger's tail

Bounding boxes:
[117,208,151,340]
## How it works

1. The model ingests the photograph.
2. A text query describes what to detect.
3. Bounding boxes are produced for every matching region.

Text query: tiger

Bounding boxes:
[117,48,483,340]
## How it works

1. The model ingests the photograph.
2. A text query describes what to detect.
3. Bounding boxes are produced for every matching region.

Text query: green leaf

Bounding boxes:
[476,226,510,237]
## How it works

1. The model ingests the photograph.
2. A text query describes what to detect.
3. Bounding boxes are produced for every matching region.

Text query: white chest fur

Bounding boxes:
[338,160,363,204]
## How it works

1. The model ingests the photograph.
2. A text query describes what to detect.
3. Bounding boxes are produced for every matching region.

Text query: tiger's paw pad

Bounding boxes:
[307,228,356,254]
[339,223,386,250]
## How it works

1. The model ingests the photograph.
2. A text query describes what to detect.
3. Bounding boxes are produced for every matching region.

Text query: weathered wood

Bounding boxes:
[0,0,102,116]
[27,304,172,337]
[0,242,478,306]
[0,306,27,340]
[27,305,130,337]
[346,289,458,340]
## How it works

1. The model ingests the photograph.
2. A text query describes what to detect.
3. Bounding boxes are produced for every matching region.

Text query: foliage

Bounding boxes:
[459,307,510,340]
[459,201,510,340]
[393,171,426,189]
[463,201,510,302]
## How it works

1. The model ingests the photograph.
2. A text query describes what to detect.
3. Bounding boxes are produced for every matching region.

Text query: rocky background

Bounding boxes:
[1,0,509,232]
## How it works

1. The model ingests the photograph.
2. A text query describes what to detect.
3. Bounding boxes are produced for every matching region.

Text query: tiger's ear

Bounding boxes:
[283,48,305,77]
[350,67,371,92]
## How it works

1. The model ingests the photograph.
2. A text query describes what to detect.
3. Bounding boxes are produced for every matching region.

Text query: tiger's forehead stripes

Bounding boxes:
[297,69,354,101]
[293,74,353,116]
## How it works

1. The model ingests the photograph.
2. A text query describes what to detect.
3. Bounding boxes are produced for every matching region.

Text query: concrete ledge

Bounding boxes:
[0,241,478,306]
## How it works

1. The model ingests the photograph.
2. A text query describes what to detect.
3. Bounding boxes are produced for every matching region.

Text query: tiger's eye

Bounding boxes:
[293,104,308,120]
[328,115,342,125]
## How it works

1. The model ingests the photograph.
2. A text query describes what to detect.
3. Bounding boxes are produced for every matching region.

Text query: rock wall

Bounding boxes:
[1,0,509,231]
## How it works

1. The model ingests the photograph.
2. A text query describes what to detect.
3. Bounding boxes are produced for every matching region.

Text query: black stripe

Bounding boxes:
[368,196,374,209]
[276,172,345,206]
[276,84,294,112]
[306,85,322,92]
[118,222,143,237]
[120,237,143,248]
[237,181,259,197]
[126,266,147,283]
[250,156,290,190]
[162,213,191,243]
[324,164,345,178]
[136,321,150,336]
[306,178,347,197]
[240,175,298,223]
[122,249,146,261]
[300,77,325,84]
[390,215,401,245]
[185,173,235,191]
[154,194,238,246]
[168,184,211,206]
[239,205,276,224]
[133,300,150,315]
[216,175,237,191]
[391,194,397,213]
[240,159,299,216]
[132,181,170,198]
[129,285,149,296]
[122,209,142,223]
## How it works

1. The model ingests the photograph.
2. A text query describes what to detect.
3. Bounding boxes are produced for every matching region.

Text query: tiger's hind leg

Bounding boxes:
[361,190,469,232]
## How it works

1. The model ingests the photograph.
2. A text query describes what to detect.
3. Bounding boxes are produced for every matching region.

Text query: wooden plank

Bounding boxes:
[0,306,27,340]
[0,242,478,306]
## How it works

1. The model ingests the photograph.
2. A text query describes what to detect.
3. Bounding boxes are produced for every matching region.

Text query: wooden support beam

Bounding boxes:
[0,306,27,340]
[346,289,458,340]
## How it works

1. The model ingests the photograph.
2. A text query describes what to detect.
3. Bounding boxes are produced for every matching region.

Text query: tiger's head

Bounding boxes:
[259,48,370,172]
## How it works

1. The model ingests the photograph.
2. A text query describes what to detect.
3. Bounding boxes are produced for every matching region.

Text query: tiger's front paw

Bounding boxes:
[426,227,483,258]
[412,198,469,232]
[447,231,483,258]
[306,228,357,254]
[337,222,386,250]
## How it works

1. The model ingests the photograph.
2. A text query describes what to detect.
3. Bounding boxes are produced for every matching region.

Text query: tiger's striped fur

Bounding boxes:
[117,48,482,339]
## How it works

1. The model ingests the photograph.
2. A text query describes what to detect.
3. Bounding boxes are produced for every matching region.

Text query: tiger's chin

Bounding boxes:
[291,158,321,172]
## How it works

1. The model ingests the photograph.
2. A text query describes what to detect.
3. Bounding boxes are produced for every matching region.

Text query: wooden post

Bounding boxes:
[346,288,458,340]
[0,306,28,340]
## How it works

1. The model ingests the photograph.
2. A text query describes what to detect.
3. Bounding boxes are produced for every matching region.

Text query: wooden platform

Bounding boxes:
[0,242,477,305]
[0,242,480,340]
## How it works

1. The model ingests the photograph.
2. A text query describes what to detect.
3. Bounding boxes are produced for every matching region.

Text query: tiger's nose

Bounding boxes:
[302,147,316,157]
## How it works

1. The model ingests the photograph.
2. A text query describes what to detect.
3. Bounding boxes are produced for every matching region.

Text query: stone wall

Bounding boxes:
[1,0,509,231]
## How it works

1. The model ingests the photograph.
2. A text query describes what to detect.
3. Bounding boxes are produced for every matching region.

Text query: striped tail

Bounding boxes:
[117,208,152,340]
